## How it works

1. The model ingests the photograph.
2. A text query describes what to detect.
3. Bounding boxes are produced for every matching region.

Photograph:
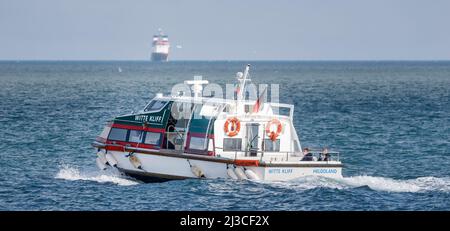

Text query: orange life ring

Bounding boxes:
[265,119,282,141]
[224,117,240,137]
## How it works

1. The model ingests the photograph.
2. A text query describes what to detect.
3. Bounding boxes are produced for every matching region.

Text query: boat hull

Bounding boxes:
[99,149,343,182]
[151,52,168,62]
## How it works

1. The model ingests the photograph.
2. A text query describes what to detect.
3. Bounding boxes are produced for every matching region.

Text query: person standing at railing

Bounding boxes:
[323,148,330,161]
[318,152,324,161]
[301,148,313,161]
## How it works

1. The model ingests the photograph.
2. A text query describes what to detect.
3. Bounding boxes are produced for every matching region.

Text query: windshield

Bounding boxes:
[144,100,167,112]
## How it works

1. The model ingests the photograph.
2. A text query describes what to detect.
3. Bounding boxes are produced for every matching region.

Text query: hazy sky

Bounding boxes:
[1,0,450,60]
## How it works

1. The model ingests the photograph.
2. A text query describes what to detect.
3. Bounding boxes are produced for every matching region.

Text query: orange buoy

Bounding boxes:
[224,117,241,137]
[265,119,282,141]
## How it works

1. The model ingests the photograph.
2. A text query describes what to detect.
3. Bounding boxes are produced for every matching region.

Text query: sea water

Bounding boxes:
[0,61,449,210]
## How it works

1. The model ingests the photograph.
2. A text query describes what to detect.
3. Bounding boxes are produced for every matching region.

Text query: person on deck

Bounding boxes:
[323,148,330,161]
[301,148,313,161]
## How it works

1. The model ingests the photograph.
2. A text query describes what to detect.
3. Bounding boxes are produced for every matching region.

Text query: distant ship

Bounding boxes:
[151,29,170,62]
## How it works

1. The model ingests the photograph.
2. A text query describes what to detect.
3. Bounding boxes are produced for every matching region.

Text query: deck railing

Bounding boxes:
[214,147,340,162]
[298,149,340,162]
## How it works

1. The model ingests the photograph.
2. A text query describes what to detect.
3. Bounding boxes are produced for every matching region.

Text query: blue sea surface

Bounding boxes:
[0,61,449,210]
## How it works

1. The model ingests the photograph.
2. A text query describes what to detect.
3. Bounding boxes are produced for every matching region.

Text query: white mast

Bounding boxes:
[234,64,251,114]
[237,64,251,101]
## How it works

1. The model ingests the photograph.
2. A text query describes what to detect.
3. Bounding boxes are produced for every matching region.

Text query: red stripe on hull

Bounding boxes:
[234,159,260,167]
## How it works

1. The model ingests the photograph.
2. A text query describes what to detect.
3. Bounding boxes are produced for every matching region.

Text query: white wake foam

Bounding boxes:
[273,175,450,193]
[55,164,450,193]
[55,164,139,186]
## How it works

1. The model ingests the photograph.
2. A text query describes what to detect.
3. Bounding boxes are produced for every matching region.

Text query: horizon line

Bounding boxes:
[1,59,450,62]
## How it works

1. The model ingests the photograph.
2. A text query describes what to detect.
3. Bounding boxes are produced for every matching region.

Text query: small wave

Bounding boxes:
[338,176,422,192]
[55,164,139,186]
[272,175,450,193]
[341,176,450,193]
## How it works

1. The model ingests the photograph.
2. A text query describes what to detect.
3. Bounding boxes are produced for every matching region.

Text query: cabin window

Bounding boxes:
[185,104,215,152]
[144,132,162,145]
[278,107,291,117]
[264,139,280,152]
[223,138,242,151]
[244,105,254,113]
[129,130,143,143]
[108,128,128,141]
[189,137,207,150]
[208,139,214,152]
[144,100,167,112]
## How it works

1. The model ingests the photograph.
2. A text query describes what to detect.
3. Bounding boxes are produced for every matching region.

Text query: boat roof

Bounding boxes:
[138,94,295,121]
[122,64,295,121]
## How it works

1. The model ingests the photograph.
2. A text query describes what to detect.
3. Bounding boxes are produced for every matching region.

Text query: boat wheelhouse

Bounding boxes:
[92,65,343,182]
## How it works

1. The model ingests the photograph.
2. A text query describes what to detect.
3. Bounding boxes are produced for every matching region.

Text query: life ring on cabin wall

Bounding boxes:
[265,119,282,141]
[224,117,241,137]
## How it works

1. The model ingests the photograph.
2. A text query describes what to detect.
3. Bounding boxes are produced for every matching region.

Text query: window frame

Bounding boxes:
[264,139,281,152]
[143,131,162,146]
[189,136,208,150]
[107,128,129,142]
[143,100,169,112]
[128,130,144,143]
[223,138,242,152]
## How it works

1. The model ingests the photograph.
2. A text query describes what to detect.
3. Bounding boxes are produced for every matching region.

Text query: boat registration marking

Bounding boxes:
[134,115,163,123]
[268,168,293,174]
[313,168,338,174]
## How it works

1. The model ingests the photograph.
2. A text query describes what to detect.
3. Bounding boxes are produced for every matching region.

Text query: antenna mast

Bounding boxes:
[238,64,251,101]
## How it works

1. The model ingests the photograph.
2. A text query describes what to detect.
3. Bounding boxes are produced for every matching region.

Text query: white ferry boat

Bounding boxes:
[92,65,343,182]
